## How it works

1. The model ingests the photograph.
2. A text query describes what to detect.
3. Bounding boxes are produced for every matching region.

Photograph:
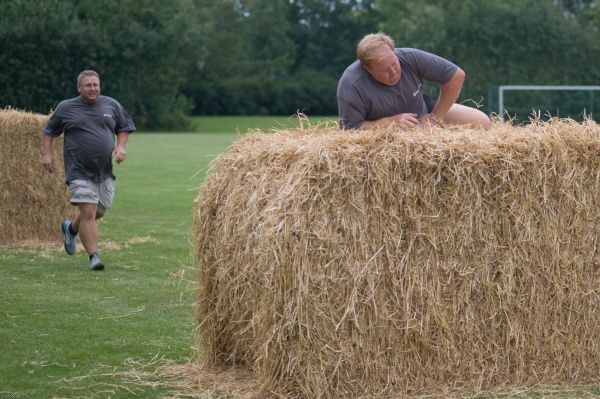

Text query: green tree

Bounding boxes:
[0,0,207,128]
[378,0,600,116]
[188,0,296,115]
[280,0,380,115]
[557,0,597,24]
[0,0,78,114]
[191,0,379,116]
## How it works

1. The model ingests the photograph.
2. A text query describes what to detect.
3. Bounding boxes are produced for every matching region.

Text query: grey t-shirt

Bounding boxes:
[337,48,458,129]
[44,95,135,183]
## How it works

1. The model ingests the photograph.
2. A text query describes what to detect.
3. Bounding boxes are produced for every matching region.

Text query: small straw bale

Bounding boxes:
[193,119,600,397]
[0,108,74,245]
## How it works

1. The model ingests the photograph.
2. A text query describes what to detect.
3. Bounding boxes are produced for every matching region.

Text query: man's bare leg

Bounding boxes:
[444,103,491,129]
[72,203,104,256]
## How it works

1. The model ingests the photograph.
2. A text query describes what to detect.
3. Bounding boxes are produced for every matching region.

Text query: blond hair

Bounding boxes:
[356,32,395,67]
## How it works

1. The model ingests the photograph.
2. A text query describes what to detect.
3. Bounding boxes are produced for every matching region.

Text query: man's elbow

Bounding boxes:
[452,67,465,85]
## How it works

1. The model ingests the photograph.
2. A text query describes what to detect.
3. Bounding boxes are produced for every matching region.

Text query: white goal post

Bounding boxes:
[498,85,600,122]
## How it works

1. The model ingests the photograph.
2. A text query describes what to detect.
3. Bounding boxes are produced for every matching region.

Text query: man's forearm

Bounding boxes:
[360,116,398,129]
[112,132,130,164]
[115,132,129,149]
[360,119,382,129]
[433,68,465,119]
[41,134,54,156]
[41,134,56,172]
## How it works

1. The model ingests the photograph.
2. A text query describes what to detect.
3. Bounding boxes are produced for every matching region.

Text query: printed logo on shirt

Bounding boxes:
[412,84,422,97]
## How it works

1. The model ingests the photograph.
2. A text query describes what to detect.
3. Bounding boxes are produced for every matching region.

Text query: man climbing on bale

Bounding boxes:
[337,32,491,130]
[41,70,135,271]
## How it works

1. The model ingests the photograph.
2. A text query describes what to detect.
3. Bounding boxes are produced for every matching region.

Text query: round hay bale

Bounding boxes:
[0,108,75,245]
[193,119,600,397]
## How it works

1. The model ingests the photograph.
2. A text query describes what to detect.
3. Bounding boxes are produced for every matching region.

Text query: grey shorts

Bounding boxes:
[67,178,115,214]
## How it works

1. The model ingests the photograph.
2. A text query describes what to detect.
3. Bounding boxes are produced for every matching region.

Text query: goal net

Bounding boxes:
[496,85,600,122]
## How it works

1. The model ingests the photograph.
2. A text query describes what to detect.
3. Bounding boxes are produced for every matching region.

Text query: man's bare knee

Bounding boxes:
[78,203,98,220]
[470,110,491,130]
[445,104,491,129]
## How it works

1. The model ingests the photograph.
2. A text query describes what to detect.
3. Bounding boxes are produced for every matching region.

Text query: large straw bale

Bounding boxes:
[193,119,600,397]
[0,108,74,245]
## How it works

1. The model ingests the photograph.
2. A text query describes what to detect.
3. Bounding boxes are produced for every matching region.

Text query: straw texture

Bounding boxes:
[0,109,74,245]
[193,119,600,398]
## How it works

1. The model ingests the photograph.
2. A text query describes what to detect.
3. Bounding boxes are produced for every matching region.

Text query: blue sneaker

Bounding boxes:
[61,219,77,255]
[89,252,105,271]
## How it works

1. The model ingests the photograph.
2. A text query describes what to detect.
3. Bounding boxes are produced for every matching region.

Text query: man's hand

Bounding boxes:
[419,113,444,127]
[41,153,55,173]
[113,146,126,164]
[41,135,56,172]
[388,113,419,128]
[362,113,420,129]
